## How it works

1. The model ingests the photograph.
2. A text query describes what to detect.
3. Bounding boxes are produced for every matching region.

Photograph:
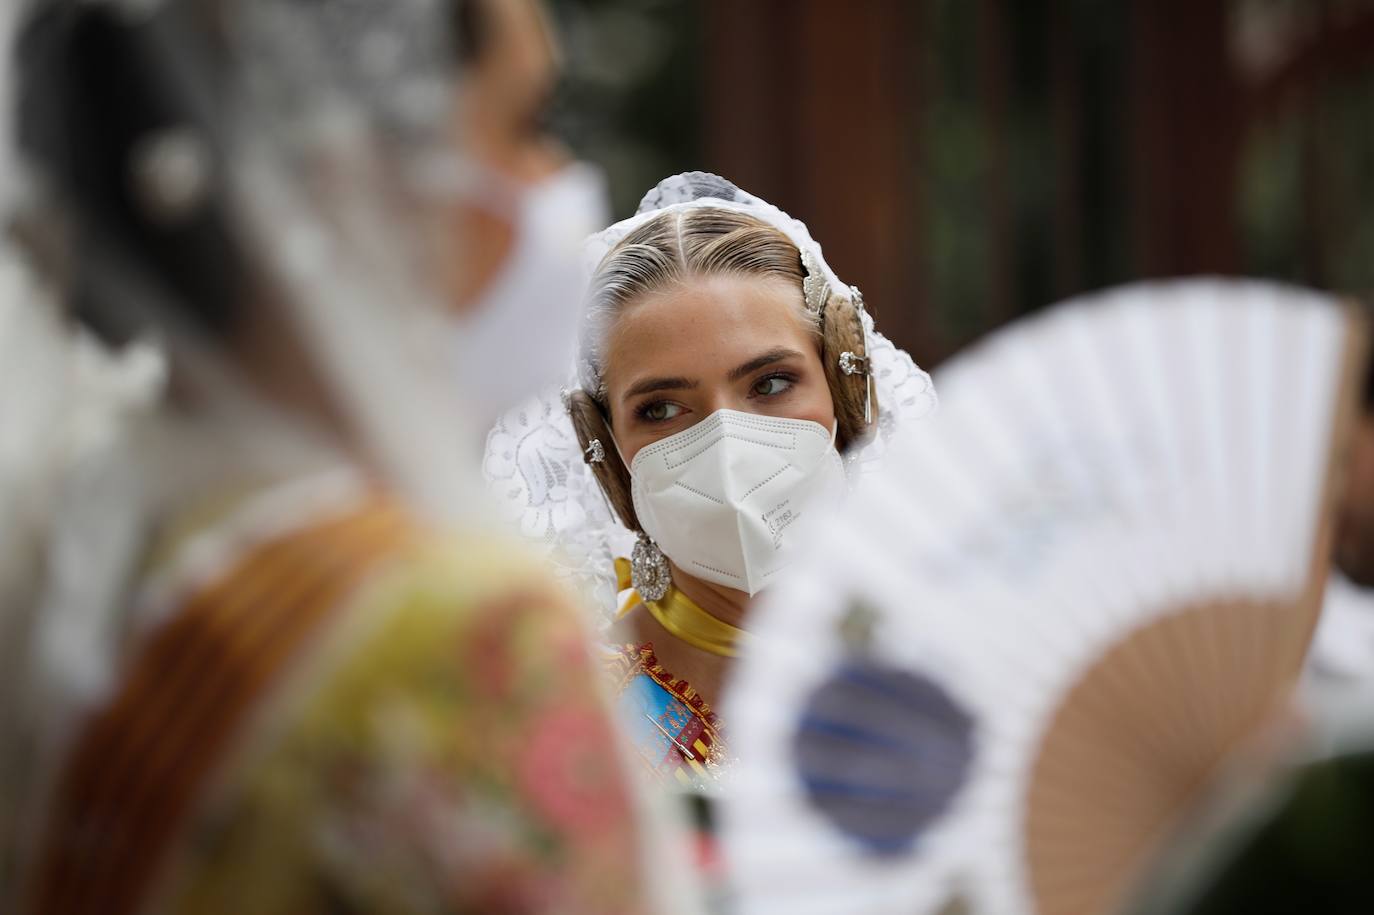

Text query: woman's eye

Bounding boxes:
[753,375,795,397]
[641,401,683,422]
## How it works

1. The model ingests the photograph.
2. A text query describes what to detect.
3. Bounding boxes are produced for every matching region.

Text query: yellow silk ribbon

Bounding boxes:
[613,556,744,658]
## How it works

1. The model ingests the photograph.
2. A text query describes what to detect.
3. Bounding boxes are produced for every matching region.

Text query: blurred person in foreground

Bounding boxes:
[0,0,660,912]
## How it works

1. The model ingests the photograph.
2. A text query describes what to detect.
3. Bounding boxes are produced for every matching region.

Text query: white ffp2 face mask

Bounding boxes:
[450,162,609,420]
[628,409,847,596]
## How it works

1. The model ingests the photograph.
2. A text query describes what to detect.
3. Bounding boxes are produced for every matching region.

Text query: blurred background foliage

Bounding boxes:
[546,0,1374,366]
[546,0,701,217]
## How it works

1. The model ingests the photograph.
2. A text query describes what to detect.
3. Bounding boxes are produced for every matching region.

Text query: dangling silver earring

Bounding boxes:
[631,532,671,601]
[583,439,605,464]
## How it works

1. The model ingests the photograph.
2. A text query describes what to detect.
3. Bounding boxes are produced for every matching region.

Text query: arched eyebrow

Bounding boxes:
[727,347,806,382]
[623,376,698,400]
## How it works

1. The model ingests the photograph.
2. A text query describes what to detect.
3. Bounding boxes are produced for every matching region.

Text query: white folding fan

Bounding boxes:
[718,279,1367,915]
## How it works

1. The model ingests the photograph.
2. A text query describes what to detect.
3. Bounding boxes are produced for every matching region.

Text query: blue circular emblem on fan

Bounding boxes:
[792,656,976,856]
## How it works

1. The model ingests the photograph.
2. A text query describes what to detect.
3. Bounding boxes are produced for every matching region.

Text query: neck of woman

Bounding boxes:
[668,561,751,628]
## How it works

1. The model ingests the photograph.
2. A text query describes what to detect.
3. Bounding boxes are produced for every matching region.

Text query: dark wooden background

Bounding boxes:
[557,0,1374,366]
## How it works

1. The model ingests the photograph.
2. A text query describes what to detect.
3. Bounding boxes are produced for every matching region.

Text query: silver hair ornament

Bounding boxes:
[839,351,870,376]
[802,249,830,314]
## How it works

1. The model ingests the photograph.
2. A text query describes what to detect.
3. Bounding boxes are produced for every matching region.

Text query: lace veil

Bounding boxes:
[483,172,937,622]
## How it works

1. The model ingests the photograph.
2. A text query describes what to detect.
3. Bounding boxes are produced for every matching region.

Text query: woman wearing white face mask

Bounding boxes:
[486,172,937,785]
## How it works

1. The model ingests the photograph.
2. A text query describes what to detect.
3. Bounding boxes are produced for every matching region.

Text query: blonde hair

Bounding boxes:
[569,206,874,533]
